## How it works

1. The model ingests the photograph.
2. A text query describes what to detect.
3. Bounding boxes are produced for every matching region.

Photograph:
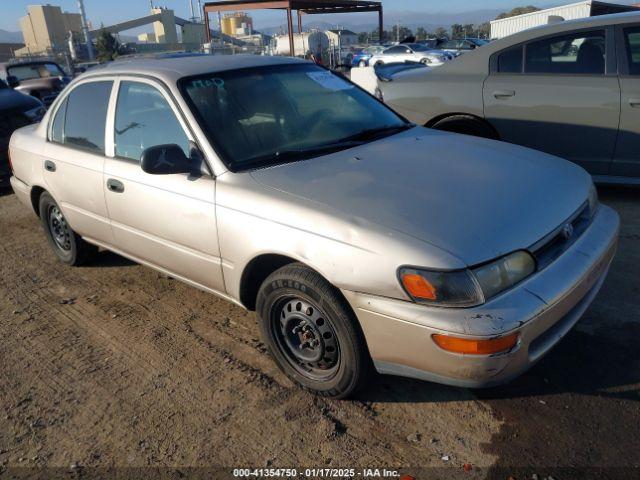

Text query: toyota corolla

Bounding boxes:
[8,55,619,398]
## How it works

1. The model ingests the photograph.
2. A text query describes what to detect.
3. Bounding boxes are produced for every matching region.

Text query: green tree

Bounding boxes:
[477,22,491,39]
[371,27,387,43]
[415,27,428,41]
[434,27,448,39]
[357,31,370,44]
[96,29,121,62]
[496,5,541,20]
[451,24,464,39]
[391,24,413,42]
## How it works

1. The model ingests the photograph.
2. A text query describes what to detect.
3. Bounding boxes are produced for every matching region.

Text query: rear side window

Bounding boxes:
[623,27,640,75]
[58,81,113,153]
[497,45,523,73]
[525,30,606,74]
[51,97,67,143]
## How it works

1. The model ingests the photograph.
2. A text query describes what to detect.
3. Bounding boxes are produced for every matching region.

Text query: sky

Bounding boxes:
[1,0,639,32]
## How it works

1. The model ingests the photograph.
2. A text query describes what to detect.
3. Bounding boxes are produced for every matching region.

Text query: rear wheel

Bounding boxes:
[358,60,367,67]
[431,115,498,140]
[39,192,97,266]
[256,263,370,398]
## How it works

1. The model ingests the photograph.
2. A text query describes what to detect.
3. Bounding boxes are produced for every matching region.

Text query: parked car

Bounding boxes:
[0,60,71,106]
[380,12,640,184]
[440,38,489,56]
[0,79,45,187]
[9,55,619,398]
[351,45,388,67]
[369,43,450,67]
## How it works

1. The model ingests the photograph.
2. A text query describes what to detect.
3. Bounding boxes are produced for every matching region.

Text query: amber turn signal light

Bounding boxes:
[401,273,437,300]
[432,332,519,355]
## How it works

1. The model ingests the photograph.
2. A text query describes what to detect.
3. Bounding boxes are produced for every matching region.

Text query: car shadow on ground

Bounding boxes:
[356,320,640,404]
[88,250,137,268]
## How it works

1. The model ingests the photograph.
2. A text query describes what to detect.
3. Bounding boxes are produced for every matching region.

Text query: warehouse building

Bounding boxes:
[490,0,640,39]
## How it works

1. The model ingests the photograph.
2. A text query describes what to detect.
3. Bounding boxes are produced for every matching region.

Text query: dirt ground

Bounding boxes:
[0,186,638,480]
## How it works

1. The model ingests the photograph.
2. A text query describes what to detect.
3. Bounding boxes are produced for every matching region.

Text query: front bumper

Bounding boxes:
[344,205,620,388]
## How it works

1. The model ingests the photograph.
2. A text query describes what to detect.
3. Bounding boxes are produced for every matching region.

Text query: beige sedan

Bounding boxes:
[9,55,618,398]
[380,12,640,184]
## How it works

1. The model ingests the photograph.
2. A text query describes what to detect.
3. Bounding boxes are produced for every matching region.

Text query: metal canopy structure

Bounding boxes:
[203,0,383,56]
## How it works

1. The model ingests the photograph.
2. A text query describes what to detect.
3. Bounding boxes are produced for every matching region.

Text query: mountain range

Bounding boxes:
[0,29,23,43]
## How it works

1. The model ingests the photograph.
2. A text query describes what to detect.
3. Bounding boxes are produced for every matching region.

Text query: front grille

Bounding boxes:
[530,203,591,271]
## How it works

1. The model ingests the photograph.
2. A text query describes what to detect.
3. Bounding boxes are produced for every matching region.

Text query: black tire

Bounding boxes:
[39,191,97,266]
[431,115,498,140]
[256,263,370,399]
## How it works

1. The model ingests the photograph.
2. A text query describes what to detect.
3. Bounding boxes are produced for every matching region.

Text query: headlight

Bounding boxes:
[23,105,46,121]
[399,267,483,308]
[587,184,599,219]
[472,251,536,301]
[399,251,536,308]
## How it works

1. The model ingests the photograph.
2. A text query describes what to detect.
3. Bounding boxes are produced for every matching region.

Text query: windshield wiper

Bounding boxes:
[337,124,413,143]
[238,140,365,170]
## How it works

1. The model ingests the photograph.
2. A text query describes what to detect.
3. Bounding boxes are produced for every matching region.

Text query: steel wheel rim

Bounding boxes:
[271,297,340,381]
[48,205,71,251]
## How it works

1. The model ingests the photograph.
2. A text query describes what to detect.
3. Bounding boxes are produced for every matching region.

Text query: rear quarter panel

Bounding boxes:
[9,124,46,189]
[383,69,487,125]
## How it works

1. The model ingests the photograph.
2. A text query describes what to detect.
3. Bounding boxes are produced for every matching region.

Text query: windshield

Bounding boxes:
[180,63,409,171]
[7,63,65,81]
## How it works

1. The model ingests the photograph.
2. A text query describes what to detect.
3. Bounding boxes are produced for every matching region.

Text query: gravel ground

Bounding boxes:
[0,186,638,480]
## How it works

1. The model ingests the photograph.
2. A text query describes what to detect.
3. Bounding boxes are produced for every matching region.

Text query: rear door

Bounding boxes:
[611,24,640,178]
[43,79,115,243]
[483,27,620,175]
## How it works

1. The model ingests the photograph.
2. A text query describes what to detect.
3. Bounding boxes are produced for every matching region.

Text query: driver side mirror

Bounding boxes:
[6,75,20,88]
[140,144,197,175]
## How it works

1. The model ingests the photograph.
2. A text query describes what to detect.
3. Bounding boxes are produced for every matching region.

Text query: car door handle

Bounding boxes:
[44,160,56,172]
[493,90,516,99]
[106,178,124,193]
[629,98,640,108]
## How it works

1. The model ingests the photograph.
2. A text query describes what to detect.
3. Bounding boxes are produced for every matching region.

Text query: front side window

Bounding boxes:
[180,64,408,171]
[497,45,523,73]
[55,81,112,153]
[385,46,409,54]
[525,30,606,74]
[114,81,190,162]
[623,26,640,75]
[7,63,65,81]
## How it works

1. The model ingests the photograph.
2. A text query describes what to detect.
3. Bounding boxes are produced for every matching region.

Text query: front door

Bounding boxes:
[612,24,640,178]
[42,79,114,243]
[103,78,224,293]
[483,28,620,175]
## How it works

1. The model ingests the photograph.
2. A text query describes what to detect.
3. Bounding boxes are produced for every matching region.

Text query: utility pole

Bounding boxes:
[77,0,94,60]
[188,0,195,22]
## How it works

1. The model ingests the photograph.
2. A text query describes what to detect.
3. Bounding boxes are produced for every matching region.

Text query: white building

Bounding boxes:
[490,0,640,39]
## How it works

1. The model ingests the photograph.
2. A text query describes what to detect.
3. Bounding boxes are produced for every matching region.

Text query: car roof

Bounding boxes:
[80,54,307,83]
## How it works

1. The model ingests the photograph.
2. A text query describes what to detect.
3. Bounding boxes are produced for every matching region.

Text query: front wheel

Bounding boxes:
[39,192,97,265]
[256,263,370,398]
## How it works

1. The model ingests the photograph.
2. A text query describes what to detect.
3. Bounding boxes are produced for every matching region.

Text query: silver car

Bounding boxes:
[9,55,619,398]
[380,12,640,184]
[369,43,450,67]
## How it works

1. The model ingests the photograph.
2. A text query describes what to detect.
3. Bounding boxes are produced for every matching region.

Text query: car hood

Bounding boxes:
[250,127,592,266]
[0,88,41,111]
